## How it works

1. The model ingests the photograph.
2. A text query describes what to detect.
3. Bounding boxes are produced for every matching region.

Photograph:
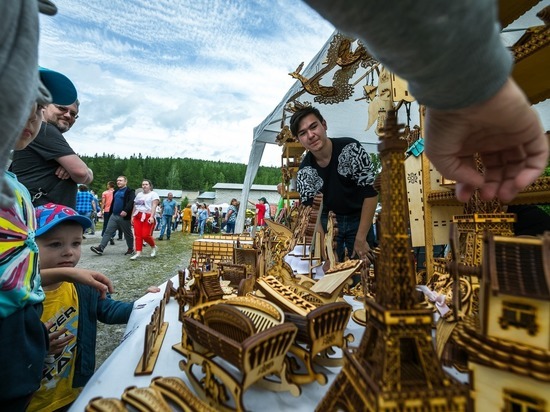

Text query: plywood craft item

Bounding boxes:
[134,300,169,376]
[255,275,355,385]
[176,297,299,412]
[86,376,217,412]
[453,232,550,411]
[287,33,376,105]
[511,5,550,105]
[405,154,425,247]
[317,111,469,411]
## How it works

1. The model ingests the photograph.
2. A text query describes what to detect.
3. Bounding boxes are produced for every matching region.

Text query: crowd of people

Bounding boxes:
[1,0,547,410]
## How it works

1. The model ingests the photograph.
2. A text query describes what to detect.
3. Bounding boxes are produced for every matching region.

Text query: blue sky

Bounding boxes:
[38,0,334,166]
[38,1,549,168]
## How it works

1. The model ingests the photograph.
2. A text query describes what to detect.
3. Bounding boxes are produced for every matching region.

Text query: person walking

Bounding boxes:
[101,181,116,243]
[157,192,177,240]
[182,204,192,234]
[90,176,135,256]
[197,203,209,236]
[75,184,96,235]
[224,198,239,234]
[130,179,159,260]
[191,201,199,233]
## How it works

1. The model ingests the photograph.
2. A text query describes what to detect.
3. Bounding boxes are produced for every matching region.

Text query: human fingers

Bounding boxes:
[55,165,70,180]
[49,331,74,355]
[91,272,114,298]
[80,269,114,298]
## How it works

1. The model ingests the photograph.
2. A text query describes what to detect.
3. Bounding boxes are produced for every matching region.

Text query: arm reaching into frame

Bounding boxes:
[304,0,548,202]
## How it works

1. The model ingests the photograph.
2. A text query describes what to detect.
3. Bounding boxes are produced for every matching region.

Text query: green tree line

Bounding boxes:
[81,154,281,195]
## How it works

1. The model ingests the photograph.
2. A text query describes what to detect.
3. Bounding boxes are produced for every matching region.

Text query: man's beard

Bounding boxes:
[48,118,69,133]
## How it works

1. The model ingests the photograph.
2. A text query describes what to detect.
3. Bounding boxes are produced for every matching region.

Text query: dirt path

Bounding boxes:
[79,227,195,368]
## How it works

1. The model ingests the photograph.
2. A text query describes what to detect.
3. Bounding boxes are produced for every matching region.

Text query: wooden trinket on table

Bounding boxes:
[174,296,299,411]
[134,300,169,376]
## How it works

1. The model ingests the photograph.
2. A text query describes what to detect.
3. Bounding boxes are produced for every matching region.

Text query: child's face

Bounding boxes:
[15,103,44,150]
[36,223,83,270]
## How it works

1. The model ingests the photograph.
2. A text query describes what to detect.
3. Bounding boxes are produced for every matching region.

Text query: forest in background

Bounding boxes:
[81,154,281,195]
[82,152,382,197]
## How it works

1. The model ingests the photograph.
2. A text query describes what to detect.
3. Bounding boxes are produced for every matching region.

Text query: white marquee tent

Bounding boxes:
[236,7,550,232]
[235,32,419,231]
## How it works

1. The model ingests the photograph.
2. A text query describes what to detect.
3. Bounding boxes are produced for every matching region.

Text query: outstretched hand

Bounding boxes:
[40,267,115,299]
[424,78,548,203]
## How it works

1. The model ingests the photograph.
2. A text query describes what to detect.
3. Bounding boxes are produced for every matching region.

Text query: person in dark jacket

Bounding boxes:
[91,175,136,256]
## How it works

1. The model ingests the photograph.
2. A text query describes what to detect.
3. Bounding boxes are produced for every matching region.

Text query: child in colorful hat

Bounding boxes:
[27,203,135,412]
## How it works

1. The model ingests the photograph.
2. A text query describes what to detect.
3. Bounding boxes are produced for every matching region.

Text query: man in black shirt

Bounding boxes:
[292,106,378,265]
[11,100,93,208]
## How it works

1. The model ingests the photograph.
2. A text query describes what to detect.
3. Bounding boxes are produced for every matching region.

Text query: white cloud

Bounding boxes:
[38,1,334,166]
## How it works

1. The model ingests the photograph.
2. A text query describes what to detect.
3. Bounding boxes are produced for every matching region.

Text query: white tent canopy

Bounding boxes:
[236,32,420,231]
[237,15,550,232]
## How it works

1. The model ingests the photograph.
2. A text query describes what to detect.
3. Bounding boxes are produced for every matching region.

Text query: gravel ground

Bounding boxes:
[79,225,195,369]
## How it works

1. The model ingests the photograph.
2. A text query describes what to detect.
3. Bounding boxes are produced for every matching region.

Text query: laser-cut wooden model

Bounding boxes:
[174,296,300,411]
[218,262,248,288]
[256,275,354,385]
[454,232,550,411]
[178,269,225,310]
[317,111,469,411]
[86,376,217,412]
[135,299,169,376]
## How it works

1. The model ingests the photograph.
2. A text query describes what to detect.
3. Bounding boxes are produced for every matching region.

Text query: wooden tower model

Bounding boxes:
[317,111,469,411]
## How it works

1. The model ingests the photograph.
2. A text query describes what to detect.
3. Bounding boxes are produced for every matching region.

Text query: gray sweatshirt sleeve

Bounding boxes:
[305,0,512,110]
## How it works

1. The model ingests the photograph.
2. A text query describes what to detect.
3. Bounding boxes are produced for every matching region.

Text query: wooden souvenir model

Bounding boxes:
[86,377,217,412]
[180,268,225,310]
[454,232,550,411]
[135,299,169,376]
[174,296,299,411]
[256,275,355,385]
[218,262,248,287]
[317,111,469,411]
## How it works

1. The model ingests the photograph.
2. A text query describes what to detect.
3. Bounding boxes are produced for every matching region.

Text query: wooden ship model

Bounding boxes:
[317,111,469,411]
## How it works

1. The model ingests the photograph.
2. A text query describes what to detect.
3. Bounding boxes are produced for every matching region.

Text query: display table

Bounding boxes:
[70,275,366,411]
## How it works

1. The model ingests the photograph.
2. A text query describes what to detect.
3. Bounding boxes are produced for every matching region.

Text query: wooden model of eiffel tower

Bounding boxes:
[453,162,515,269]
[316,111,469,411]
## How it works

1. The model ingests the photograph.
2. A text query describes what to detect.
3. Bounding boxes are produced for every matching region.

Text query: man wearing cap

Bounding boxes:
[11,69,93,209]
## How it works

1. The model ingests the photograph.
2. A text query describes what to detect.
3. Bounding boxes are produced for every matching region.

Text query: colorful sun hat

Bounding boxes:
[37,67,77,106]
[35,203,92,237]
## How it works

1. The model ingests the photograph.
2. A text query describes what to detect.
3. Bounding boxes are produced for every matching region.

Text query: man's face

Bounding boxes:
[116,177,127,188]
[36,223,82,270]
[168,193,173,200]
[296,113,328,153]
[15,103,44,150]
[43,102,79,133]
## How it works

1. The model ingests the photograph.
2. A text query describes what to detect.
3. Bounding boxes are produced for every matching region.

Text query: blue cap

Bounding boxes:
[35,203,92,237]
[38,67,77,106]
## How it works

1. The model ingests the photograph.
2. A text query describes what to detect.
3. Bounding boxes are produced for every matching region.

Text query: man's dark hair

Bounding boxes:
[107,181,115,188]
[289,106,324,137]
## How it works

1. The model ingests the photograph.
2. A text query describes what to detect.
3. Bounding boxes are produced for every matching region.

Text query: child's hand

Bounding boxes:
[77,269,115,299]
[44,322,74,355]
[41,267,115,299]
[146,286,161,294]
